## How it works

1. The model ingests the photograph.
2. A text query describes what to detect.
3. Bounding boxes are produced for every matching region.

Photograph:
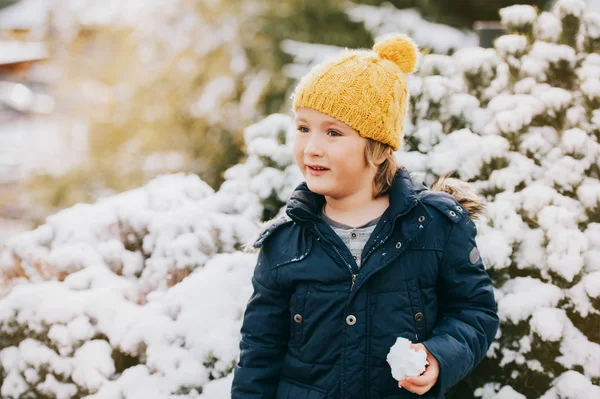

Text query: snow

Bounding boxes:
[410,120,445,152]
[588,0,600,11]
[554,0,587,18]
[520,41,577,81]
[37,374,77,399]
[419,55,456,77]
[528,41,577,67]
[386,337,428,381]
[582,77,600,99]
[577,179,600,216]
[584,11,600,39]
[0,41,48,65]
[71,341,115,391]
[281,3,479,81]
[578,53,600,81]
[485,385,527,399]
[0,0,164,30]
[280,40,344,80]
[0,0,48,30]
[486,153,538,192]
[540,370,600,399]
[537,87,573,112]
[453,47,501,77]
[428,129,510,180]
[544,156,586,193]
[583,271,600,297]
[0,107,309,397]
[499,5,538,27]
[346,5,478,55]
[0,116,87,183]
[189,76,236,124]
[494,35,527,57]
[535,12,562,42]
[0,251,256,398]
[529,308,566,341]
[497,277,564,323]
[483,94,545,135]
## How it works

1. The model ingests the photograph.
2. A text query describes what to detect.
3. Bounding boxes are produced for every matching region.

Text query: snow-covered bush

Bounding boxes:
[211,113,302,222]
[281,2,479,82]
[0,113,304,398]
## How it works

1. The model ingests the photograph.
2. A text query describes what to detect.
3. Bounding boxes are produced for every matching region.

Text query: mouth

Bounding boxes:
[307,165,329,171]
[306,164,330,175]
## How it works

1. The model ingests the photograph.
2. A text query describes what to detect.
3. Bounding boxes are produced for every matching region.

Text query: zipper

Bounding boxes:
[291,199,419,292]
[289,211,358,291]
[360,200,419,267]
[311,221,358,291]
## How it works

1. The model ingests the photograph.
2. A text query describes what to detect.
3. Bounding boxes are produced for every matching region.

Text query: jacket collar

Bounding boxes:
[285,166,421,224]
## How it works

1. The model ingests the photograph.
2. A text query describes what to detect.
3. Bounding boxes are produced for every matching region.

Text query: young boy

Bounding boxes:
[231,33,499,399]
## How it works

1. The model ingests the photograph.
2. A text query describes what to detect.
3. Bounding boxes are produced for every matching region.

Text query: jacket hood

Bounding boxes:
[429,173,487,220]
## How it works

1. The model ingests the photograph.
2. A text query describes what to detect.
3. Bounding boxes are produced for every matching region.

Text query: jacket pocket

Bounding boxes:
[275,377,327,399]
[290,283,309,346]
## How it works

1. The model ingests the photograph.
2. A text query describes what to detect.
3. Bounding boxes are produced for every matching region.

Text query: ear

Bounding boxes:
[373,147,392,167]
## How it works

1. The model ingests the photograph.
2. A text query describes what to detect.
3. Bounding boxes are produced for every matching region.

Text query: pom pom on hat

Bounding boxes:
[373,34,419,74]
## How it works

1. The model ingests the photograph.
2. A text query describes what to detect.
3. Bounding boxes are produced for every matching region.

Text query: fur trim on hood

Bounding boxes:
[429,173,487,221]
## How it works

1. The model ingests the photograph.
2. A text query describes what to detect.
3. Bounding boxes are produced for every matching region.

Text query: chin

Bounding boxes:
[306,180,341,197]
[305,180,330,195]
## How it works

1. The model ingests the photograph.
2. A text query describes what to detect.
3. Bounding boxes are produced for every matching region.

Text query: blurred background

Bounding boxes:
[0,0,597,242]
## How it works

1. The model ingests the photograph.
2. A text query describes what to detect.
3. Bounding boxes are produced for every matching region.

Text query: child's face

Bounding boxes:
[293,107,376,199]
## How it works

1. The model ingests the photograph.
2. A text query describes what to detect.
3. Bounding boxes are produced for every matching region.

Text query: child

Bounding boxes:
[231,33,499,399]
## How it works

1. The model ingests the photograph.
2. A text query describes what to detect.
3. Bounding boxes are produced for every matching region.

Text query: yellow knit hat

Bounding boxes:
[291,33,419,151]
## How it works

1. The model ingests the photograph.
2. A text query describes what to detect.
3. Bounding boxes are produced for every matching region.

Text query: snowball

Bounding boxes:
[386,337,428,381]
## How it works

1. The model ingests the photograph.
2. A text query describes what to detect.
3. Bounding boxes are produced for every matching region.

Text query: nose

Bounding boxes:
[303,131,324,157]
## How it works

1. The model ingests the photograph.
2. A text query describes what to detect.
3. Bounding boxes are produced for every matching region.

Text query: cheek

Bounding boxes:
[331,145,365,172]
[293,138,305,165]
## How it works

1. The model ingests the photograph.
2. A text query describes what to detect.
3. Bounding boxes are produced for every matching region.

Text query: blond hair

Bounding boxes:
[365,138,400,199]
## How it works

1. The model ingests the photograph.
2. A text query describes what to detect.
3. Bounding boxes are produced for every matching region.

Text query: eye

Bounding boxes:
[327,130,342,137]
[297,126,309,133]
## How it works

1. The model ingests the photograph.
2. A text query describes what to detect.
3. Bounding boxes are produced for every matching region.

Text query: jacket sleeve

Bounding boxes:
[231,245,291,398]
[422,216,499,397]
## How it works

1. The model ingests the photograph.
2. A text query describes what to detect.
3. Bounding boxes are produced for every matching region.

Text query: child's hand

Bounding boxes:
[397,343,439,395]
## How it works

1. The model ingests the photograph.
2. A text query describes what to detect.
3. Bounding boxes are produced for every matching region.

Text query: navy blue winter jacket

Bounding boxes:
[231,167,499,399]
